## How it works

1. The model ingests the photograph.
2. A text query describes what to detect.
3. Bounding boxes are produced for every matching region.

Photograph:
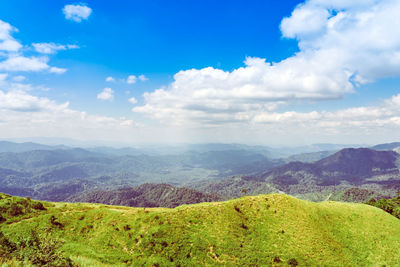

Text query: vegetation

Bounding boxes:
[0,145,282,202]
[365,192,400,219]
[329,187,390,202]
[1,192,400,266]
[67,183,221,208]
[199,148,400,201]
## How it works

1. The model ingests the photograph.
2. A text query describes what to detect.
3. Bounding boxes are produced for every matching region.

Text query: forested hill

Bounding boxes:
[197,148,400,201]
[66,183,221,208]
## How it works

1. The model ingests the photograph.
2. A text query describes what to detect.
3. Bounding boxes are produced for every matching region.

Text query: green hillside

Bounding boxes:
[1,193,400,266]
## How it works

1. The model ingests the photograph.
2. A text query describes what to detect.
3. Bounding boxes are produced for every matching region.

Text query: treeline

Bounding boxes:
[365,192,400,219]
[67,183,221,208]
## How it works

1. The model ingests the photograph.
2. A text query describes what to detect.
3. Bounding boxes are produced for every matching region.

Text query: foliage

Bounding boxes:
[0,229,73,266]
[67,183,221,208]
[365,194,400,219]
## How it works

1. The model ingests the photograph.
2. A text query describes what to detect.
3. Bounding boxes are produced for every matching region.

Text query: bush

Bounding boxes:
[31,201,46,210]
[0,214,6,223]
[8,203,24,216]
[0,230,73,266]
[288,258,299,266]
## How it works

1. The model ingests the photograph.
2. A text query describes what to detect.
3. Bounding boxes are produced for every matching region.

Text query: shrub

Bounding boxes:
[50,216,64,229]
[8,203,24,216]
[1,230,73,266]
[31,201,46,210]
[288,258,299,266]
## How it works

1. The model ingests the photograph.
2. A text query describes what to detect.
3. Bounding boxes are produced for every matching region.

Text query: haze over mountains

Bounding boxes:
[0,140,399,205]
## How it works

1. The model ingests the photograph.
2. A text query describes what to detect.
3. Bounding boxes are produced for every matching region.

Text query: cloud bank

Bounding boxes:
[134,0,400,131]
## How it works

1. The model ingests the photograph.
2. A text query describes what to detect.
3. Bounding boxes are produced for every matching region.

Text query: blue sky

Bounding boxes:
[1,0,400,145]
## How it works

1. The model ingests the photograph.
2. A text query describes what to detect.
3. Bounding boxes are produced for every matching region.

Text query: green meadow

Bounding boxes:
[1,192,400,266]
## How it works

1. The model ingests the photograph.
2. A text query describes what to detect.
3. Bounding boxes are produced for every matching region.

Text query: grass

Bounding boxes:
[1,192,400,266]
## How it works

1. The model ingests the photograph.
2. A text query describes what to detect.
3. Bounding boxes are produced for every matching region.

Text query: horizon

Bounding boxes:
[0,137,378,150]
[1,1,400,145]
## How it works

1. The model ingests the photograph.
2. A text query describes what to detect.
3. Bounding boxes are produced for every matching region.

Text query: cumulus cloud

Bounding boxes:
[138,74,148,81]
[0,90,68,112]
[134,0,400,128]
[127,75,137,84]
[32,43,79,54]
[0,56,66,74]
[97,88,114,101]
[0,56,49,72]
[126,74,147,84]
[0,20,22,52]
[63,4,92,22]
[105,76,115,82]
[49,67,67,74]
[128,97,137,104]
[0,20,68,74]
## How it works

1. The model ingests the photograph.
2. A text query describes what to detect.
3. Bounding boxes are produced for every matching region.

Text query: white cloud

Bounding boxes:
[0,56,50,72]
[127,75,137,84]
[138,74,148,81]
[120,119,134,126]
[0,56,66,74]
[0,20,22,52]
[0,73,7,82]
[97,88,114,101]
[0,90,138,142]
[105,76,115,82]
[0,90,68,112]
[49,67,67,74]
[0,20,67,74]
[134,0,400,129]
[32,42,79,54]
[63,4,92,23]
[128,97,137,104]
[12,75,26,82]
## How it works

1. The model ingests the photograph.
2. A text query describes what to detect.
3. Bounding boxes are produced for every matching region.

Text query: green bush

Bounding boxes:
[0,230,73,266]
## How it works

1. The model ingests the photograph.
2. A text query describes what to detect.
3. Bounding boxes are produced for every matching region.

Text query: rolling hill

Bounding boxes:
[1,193,400,266]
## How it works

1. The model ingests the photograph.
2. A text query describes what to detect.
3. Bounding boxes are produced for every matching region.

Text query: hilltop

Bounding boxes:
[1,193,400,266]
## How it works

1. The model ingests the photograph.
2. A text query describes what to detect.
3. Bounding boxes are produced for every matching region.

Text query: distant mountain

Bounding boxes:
[200,148,400,201]
[371,142,400,151]
[86,146,145,156]
[66,183,221,208]
[0,145,282,201]
[259,148,399,191]
[0,141,63,153]
[267,143,365,158]
[284,150,336,163]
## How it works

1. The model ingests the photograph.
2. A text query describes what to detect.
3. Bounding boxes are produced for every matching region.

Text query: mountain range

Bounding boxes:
[1,141,400,205]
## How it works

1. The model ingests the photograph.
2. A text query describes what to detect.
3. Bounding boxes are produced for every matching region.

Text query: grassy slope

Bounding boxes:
[1,193,400,266]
